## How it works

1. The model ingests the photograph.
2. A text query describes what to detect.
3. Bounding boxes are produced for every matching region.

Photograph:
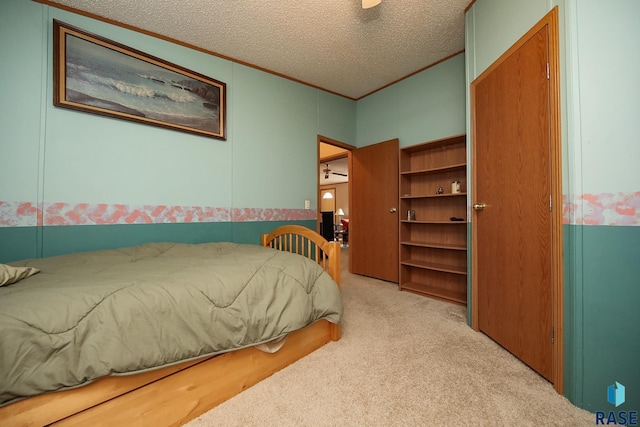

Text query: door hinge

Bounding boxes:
[546,63,550,80]
[549,195,552,212]
[551,327,554,343]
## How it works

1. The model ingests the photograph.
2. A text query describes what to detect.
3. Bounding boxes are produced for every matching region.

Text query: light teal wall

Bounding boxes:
[466,0,640,414]
[44,11,235,208]
[466,0,550,76]
[564,0,640,412]
[356,53,466,148]
[230,64,318,209]
[0,0,356,261]
[571,0,640,194]
[0,0,44,205]
[318,90,357,144]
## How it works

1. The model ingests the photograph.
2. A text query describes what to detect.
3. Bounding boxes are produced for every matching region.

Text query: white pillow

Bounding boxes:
[0,264,40,287]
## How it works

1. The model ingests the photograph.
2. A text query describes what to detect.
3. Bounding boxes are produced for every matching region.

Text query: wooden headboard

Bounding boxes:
[261,224,341,287]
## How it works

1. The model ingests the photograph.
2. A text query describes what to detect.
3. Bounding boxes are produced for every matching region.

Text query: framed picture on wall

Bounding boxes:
[53,20,226,140]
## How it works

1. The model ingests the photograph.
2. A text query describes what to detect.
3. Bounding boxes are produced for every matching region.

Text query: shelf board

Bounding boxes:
[401,220,467,224]
[400,162,466,176]
[400,192,467,199]
[400,259,467,275]
[400,241,466,251]
[401,134,466,153]
[399,282,467,305]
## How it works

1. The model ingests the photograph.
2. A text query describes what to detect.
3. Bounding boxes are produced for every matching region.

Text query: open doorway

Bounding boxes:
[318,136,353,255]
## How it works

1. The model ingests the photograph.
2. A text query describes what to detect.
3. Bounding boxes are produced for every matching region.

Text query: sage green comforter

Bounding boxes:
[0,242,342,406]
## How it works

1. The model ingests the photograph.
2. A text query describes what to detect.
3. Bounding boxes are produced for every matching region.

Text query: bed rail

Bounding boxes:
[261,225,341,287]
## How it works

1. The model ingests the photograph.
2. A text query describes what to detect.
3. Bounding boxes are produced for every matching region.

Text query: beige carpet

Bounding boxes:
[185,248,593,427]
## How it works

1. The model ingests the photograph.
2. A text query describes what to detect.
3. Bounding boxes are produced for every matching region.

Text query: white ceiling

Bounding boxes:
[46,0,469,100]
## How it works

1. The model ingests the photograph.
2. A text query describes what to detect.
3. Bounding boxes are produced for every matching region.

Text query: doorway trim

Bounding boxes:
[470,7,563,394]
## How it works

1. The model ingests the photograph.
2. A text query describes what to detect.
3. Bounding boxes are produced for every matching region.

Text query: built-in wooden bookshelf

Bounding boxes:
[399,134,467,305]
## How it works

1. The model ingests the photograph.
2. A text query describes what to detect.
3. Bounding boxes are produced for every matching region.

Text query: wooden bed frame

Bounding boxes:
[0,225,341,427]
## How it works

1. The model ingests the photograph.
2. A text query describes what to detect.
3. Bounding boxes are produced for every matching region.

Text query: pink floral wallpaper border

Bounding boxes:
[2,193,638,227]
[0,202,43,227]
[0,202,317,227]
[563,192,640,226]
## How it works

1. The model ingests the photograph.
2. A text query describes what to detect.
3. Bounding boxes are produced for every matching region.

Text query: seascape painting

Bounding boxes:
[53,20,226,140]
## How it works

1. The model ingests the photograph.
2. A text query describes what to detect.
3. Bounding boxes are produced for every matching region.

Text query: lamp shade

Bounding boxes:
[336,208,345,216]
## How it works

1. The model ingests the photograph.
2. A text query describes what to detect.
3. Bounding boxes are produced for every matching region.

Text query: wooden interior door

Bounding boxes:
[350,139,399,283]
[472,25,554,380]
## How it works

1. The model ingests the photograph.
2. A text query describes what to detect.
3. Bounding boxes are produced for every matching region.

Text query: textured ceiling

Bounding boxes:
[45,0,469,100]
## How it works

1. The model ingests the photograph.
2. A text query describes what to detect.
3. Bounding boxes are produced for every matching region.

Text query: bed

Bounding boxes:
[0,225,341,426]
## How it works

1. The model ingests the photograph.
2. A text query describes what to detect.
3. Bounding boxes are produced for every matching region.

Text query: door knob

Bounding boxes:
[473,203,486,211]
[389,207,397,213]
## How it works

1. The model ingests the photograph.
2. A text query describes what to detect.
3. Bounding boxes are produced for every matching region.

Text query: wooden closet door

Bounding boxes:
[472,26,553,380]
